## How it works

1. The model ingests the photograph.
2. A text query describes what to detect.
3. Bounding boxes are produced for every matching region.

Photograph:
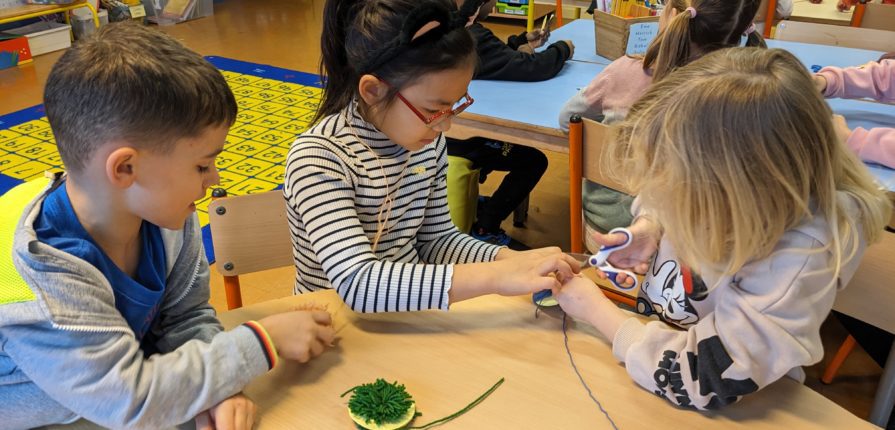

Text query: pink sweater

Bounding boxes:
[818,59,895,169]
[558,56,653,130]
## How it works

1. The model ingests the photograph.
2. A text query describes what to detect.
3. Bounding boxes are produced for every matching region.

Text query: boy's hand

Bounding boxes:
[813,75,827,93]
[525,29,550,49]
[490,249,581,296]
[258,310,335,363]
[561,40,575,58]
[195,393,257,430]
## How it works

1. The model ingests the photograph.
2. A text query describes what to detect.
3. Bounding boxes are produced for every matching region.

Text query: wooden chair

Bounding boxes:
[774,20,895,52]
[207,189,293,309]
[568,115,635,306]
[858,1,895,31]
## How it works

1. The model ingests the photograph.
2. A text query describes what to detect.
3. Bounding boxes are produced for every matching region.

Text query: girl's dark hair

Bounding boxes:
[643,0,767,82]
[880,51,895,62]
[315,0,482,123]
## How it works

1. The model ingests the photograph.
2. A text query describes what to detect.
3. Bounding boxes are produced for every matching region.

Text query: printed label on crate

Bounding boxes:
[129,5,146,18]
[625,22,659,56]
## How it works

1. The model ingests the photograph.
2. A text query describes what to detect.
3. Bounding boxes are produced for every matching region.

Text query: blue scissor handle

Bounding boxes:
[602,265,639,291]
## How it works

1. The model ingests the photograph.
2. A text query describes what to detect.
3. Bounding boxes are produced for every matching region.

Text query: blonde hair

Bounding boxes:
[642,0,766,82]
[611,47,891,277]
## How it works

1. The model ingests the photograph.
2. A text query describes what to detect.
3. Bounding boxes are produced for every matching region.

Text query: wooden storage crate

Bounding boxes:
[593,9,659,60]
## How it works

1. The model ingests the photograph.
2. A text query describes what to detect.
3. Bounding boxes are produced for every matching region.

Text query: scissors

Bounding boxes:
[532,228,640,307]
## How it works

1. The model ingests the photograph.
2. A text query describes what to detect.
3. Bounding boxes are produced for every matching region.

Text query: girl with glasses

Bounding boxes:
[283,0,580,313]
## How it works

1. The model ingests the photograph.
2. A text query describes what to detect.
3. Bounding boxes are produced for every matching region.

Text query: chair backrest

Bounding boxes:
[861,2,895,31]
[568,116,638,306]
[208,190,293,277]
[774,20,895,52]
[568,116,631,246]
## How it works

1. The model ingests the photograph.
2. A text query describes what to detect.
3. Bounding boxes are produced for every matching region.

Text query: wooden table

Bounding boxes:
[219,289,877,429]
[790,0,854,26]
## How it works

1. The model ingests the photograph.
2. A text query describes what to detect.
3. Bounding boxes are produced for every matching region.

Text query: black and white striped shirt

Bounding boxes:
[283,103,501,313]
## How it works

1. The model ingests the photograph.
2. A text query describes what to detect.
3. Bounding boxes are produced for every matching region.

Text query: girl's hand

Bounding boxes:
[554,275,629,339]
[552,275,608,324]
[832,114,852,144]
[491,250,581,296]
[813,74,827,93]
[195,393,257,430]
[592,217,659,277]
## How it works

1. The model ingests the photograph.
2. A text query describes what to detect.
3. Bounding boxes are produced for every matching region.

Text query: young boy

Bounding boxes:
[446,0,574,245]
[0,23,335,429]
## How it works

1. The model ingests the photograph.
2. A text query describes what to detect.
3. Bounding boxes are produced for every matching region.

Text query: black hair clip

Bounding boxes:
[357,0,487,75]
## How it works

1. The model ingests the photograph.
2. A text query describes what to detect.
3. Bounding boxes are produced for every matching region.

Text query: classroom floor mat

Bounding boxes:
[0,57,322,263]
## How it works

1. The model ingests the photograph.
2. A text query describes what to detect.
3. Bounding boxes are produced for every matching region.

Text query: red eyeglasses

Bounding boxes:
[380,79,474,128]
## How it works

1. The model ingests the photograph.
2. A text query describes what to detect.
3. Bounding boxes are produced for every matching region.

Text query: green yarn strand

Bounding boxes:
[407,377,505,430]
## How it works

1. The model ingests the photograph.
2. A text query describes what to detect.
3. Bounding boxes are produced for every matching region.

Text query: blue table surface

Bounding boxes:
[537,18,613,65]
[830,98,895,191]
[467,60,606,129]
[477,19,895,190]
[765,39,884,70]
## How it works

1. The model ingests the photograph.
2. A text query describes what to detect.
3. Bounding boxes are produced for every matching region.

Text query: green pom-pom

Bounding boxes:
[343,379,416,428]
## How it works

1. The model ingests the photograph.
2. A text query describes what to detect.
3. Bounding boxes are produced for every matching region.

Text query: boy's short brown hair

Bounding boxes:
[44,22,236,173]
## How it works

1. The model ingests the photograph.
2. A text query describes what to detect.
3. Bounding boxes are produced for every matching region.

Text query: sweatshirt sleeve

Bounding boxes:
[819,59,895,102]
[847,126,895,169]
[559,76,607,131]
[612,235,844,410]
[471,24,571,82]
[0,317,270,429]
[506,30,528,51]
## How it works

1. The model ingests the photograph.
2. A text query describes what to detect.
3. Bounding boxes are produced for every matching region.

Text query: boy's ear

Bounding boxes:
[105,146,139,188]
[358,74,389,106]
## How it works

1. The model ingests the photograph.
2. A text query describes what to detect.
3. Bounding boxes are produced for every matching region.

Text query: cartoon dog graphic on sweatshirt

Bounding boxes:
[636,259,708,327]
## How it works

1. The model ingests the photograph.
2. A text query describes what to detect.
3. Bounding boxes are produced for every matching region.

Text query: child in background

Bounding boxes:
[0,23,335,429]
[816,51,895,430]
[814,53,895,168]
[756,0,793,20]
[447,0,575,245]
[285,0,579,313]
[553,48,891,410]
[559,0,766,243]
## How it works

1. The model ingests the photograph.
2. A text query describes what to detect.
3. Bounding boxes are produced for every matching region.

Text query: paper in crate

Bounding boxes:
[593,9,659,60]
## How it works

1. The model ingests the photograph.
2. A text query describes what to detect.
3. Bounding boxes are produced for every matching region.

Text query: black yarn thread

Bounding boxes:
[562,313,620,430]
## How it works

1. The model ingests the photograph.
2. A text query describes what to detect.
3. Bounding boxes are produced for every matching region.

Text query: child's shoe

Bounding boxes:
[470,224,512,246]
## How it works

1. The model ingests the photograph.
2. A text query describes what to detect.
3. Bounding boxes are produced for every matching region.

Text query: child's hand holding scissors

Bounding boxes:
[589,216,661,288]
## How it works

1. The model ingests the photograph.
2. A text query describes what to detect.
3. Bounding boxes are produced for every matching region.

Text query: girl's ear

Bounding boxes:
[358,74,389,106]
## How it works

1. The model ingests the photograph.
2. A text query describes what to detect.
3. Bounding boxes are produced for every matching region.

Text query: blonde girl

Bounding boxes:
[554,47,892,410]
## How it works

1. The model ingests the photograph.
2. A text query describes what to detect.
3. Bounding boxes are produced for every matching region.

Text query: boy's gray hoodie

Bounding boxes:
[0,176,270,429]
